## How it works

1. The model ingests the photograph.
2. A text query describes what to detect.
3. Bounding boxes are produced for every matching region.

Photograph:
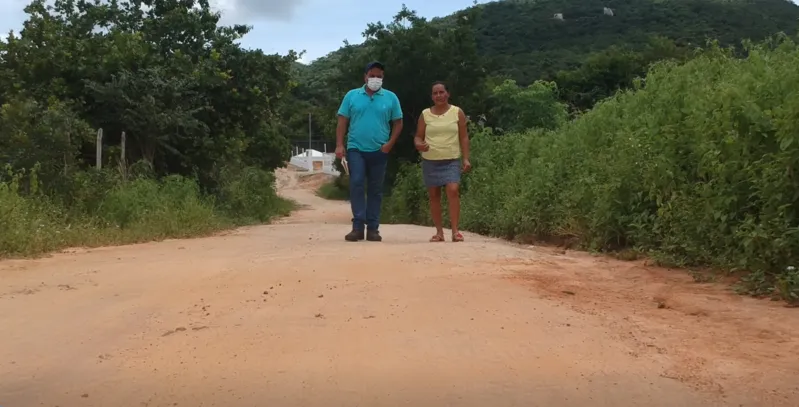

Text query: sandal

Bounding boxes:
[452,232,464,242]
[430,234,445,242]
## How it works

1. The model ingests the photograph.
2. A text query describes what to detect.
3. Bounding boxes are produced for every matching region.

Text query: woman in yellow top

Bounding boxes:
[414,81,471,242]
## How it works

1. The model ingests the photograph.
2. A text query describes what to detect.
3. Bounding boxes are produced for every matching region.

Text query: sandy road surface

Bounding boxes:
[2,168,798,407]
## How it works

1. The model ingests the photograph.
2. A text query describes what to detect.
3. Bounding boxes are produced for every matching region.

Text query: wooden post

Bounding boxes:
[120,131,127,180]
[96,128,103,169]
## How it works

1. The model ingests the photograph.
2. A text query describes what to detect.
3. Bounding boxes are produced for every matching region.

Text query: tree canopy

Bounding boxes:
[288,0,799,185]
[1,0,298,189]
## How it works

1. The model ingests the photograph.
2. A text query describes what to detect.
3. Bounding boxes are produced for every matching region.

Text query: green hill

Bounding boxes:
[306,0,799,85]
[467,0,799,84]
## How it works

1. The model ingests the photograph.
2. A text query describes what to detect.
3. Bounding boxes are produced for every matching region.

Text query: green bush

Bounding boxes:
[96,175,222,237]
[384,37,799,302]
[382,162,433,225]
[0,173,68,256]
[316,179,350,201]
[214,166,295,224]
[0,164,295,258]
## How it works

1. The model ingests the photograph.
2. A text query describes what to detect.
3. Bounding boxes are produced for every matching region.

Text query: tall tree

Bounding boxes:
[0,0,298,188]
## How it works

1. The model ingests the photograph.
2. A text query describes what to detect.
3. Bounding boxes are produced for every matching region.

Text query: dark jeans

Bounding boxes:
[347,149,388,231]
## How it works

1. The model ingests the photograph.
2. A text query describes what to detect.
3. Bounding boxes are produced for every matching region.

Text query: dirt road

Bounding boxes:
[2,168,798,407]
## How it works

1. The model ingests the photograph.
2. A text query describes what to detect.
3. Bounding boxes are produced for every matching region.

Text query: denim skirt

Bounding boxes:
[421,158,461,188]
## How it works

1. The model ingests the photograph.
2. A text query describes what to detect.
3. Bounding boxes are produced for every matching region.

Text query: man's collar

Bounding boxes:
[360,85,385,95]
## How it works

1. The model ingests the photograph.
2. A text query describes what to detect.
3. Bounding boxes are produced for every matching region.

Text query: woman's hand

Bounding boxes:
[414,137,429,152]
[462,159,472,172]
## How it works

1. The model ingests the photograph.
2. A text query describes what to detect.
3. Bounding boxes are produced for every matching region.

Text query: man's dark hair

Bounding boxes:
[365,61,385,73]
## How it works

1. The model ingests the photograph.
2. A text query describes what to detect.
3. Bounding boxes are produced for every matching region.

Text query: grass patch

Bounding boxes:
[316,178,350,201]
[0,165,295,258]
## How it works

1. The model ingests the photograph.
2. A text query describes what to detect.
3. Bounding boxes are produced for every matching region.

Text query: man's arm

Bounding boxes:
[387,119,403,148]
[336,115,349,149]
[385,93,404,149]
[336,92,351,151]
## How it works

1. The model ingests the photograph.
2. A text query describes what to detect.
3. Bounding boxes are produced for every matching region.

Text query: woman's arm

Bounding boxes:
[458,108,470,162]
[414,114,428,151]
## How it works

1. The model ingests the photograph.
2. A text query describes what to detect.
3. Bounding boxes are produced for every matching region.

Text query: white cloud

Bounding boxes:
[211,0,308,23]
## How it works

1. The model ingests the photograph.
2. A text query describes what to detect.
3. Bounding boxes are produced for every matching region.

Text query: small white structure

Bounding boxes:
[553,13,564,21]
[289,147,340,176]
[603,7,614,16]
[300,148,325,157]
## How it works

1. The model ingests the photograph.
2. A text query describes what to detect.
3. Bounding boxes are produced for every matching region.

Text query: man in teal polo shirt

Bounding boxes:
[335,61,404,242]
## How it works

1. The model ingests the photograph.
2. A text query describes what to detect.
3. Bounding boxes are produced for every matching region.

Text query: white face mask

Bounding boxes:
[367,77,383,91]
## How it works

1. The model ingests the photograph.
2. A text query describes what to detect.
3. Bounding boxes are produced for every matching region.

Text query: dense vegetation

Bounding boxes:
[2,0,798,301]
[302,0,799,301]
[469,0,799,84]
[384,38,799,302]
[0,0,297,256]
[294,0,799,166]
[295,0,799,120]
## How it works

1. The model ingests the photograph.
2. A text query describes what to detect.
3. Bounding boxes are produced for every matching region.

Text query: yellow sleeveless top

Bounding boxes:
[421,105,461,160]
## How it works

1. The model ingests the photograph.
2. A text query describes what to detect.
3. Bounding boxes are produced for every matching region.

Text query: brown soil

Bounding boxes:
[1,167,797,406]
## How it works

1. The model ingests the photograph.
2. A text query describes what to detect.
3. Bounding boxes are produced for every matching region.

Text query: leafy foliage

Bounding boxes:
[554,36,695,112]
[383,36,799,302]
[0,0,299,257]
[316,179,350,201]
[1,0,297,186]
[296,0,799,185]
[304,3,799,302]
[488,80,569,132]
[0,162,293,258]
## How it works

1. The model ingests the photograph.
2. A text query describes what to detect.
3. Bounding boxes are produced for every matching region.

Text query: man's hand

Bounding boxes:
[414,137,429,152]
[335,145,345,159]
[380,142,394,154]
[462,159,472,173]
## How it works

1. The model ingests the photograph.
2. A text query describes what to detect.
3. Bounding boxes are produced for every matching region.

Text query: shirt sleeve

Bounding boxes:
[337,91,351,118]
[390,93,403,121]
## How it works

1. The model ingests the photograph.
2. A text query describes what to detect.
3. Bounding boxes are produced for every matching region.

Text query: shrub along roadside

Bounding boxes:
[316,177,350,201]
[0,165,295,258]
[381,37,799,303]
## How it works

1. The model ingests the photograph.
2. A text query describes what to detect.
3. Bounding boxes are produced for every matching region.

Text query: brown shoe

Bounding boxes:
[345,229,364,242]
[366,229,382,242]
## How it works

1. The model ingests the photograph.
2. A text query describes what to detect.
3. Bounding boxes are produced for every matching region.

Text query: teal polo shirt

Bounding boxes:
[337,85,403,152]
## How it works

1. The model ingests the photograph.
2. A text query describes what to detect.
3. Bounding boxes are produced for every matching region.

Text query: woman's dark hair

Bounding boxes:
[431,81,449,92]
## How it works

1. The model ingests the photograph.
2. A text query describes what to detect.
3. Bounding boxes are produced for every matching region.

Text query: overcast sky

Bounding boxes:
[1,0,798,64]
[0,0,484,63]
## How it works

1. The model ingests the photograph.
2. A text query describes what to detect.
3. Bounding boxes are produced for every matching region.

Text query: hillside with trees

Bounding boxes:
[293,0,799,124]
[469,0,799,84]
[2,0,799,301]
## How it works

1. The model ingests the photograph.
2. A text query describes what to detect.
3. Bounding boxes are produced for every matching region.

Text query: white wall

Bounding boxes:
[289,147,340,176]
